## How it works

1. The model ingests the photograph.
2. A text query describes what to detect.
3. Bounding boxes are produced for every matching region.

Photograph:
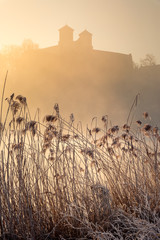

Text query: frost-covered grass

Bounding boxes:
[0,92,160,240]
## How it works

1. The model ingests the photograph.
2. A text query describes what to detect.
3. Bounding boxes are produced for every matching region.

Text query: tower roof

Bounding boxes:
[79,30,92,36]
[59,25,74,32]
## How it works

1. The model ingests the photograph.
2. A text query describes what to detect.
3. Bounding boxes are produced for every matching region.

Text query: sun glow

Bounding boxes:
[0,0,159,63]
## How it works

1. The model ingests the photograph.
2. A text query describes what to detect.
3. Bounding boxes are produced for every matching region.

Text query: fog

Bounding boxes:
[0,40,160,127]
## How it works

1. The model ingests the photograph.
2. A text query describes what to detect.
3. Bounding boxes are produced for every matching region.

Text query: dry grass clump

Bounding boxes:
[0,94,160,239]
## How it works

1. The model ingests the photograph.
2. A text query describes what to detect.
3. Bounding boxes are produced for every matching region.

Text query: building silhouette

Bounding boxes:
[1,25,160,124]
[39,24,133,77]
[4,25,135,122]
[58,25,93,50]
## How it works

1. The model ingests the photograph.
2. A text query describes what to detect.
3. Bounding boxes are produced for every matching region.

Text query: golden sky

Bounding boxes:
[0,0,160,63]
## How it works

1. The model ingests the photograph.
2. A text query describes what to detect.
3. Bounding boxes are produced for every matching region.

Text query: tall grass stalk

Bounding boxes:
[0,94,159,239]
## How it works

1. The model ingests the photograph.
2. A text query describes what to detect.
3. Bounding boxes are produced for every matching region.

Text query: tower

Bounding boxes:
[78,30,93,49]
[58,25,74,48]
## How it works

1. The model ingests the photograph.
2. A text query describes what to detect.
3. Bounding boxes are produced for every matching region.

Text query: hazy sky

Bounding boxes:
[0,0,160,63]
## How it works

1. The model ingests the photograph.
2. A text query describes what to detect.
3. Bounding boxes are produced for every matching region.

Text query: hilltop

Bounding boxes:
[0,25,160,124]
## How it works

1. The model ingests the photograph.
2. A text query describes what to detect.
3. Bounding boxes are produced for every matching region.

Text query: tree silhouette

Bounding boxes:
[140,54,156,67]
